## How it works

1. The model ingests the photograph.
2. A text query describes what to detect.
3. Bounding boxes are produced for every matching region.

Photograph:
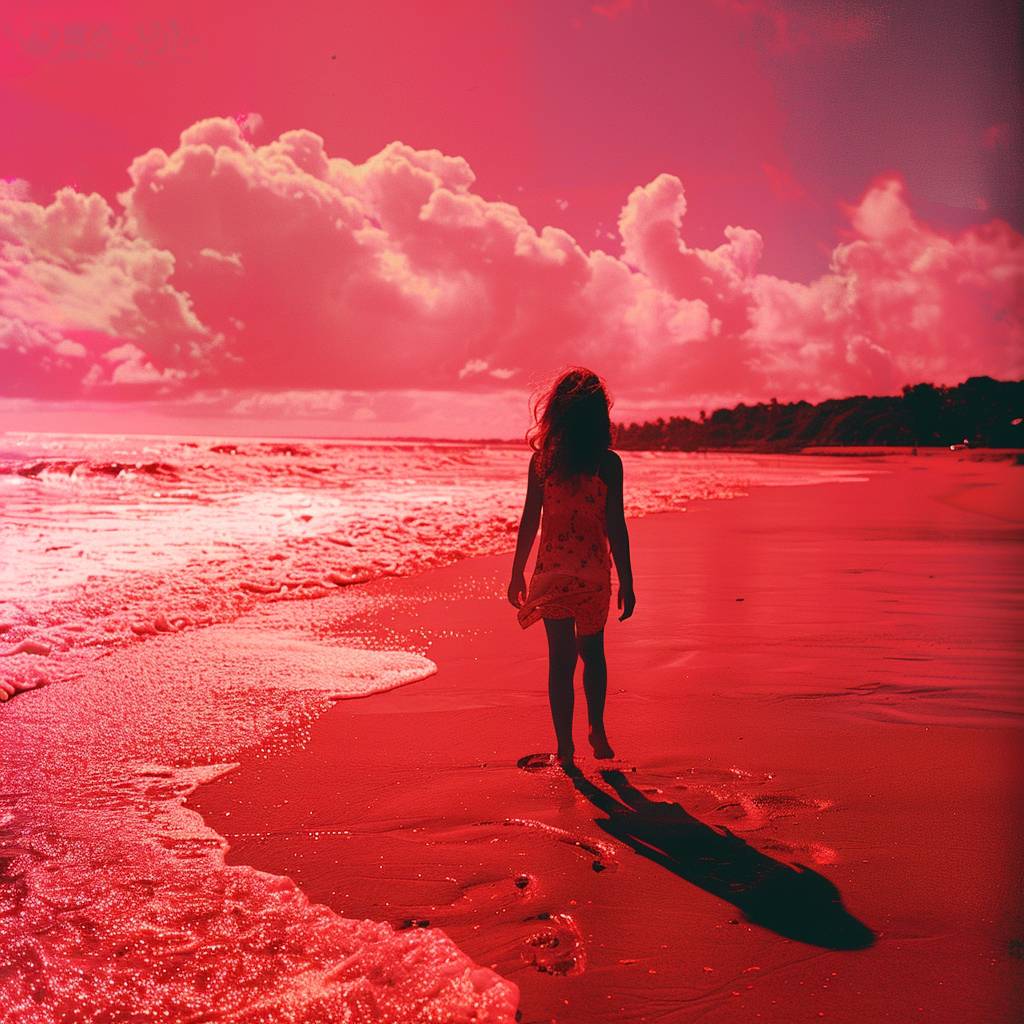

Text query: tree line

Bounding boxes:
[611,376,1024,451]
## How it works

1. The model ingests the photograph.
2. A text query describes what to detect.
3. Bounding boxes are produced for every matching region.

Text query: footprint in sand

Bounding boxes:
[517,751,624,772]
[475,817,619,874]
[521,912,587,976]
[517,752,559,771]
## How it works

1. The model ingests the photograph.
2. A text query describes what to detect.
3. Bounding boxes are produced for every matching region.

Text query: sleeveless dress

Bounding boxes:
[516,470,612,637]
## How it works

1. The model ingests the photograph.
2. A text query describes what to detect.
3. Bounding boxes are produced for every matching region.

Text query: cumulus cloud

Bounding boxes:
[1,116,1021,419]
[618,171,1024,397]
[234,112,264,138]
[0,181,213,398]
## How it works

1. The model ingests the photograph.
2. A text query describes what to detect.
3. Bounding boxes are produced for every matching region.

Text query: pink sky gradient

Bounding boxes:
[1,0,1021,438]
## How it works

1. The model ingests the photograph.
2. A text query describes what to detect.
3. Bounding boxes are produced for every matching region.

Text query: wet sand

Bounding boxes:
[191,453,1024,1023]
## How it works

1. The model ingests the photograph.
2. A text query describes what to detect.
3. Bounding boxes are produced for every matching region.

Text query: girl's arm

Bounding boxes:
[508,452,543,607]
[605,451,636,620]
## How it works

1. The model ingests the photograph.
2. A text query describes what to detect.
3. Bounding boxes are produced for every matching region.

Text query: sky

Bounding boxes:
[1,0,1021,439]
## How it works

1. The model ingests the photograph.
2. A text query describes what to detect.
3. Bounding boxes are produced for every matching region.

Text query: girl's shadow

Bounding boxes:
[563,764,875,950]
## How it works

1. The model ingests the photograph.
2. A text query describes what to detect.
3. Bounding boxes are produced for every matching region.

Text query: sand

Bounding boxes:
[190,453,1024,1023]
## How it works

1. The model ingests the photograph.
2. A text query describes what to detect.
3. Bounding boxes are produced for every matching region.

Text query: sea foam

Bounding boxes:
[0,619,518,1022]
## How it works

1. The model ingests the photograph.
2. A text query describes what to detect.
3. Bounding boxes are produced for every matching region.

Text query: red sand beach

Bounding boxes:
[190,453,1024,1023]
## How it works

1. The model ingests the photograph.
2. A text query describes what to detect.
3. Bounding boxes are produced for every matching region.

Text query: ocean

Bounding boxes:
[0,433,872,1022]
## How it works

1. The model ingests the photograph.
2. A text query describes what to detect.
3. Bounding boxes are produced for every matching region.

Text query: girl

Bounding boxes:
[507,367,636,764]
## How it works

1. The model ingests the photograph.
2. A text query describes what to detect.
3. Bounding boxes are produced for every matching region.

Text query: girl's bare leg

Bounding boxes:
[578,628,615,759]
[543,618,577,761]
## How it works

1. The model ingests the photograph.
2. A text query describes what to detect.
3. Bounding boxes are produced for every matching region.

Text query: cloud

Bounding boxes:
[234,112,264,138]
[458,358,517,381]
[620,171,1024,397]
[1,116,1021,421]
[1,179,31,201]
[0,180,213,398]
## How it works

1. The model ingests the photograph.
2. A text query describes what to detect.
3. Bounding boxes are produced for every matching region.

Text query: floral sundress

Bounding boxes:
[517,470,612,637]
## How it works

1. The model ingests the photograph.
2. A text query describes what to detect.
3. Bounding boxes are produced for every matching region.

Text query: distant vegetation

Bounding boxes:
[612,377,1024,451]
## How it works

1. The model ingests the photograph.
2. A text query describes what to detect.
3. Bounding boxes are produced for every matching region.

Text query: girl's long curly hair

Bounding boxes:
[526,366,613,482]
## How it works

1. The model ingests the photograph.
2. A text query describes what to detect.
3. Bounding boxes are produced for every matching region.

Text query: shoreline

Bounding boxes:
[190,454,1023,1023]
[5,427,1022,455]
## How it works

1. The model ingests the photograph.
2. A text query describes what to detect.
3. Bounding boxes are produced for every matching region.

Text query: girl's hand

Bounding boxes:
[508,572,527,609]
[617,586,636,621]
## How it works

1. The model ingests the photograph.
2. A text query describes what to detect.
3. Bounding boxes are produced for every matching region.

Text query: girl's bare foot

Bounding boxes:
[556,745,575,765]
[588,730,615,759]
